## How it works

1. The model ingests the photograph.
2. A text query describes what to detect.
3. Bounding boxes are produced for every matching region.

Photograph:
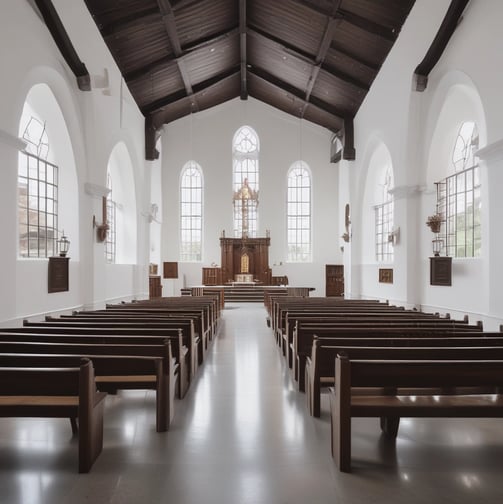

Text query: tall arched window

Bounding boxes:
[233,126,259,237]
[287,161,311,262]
[436,121,480,257]
[375,167,394,262]
[180,161,203,261]
[104,172,116,263]
[18,113,58,257]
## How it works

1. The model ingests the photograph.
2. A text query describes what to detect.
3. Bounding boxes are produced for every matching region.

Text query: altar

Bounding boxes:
[220,236,271,285]
[234,273,254,283]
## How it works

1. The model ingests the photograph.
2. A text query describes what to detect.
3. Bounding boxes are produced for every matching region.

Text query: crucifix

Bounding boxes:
[233,178,258,239]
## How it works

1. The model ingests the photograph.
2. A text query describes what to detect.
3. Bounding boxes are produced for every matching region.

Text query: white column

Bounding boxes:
[0,129,27,323]
[476,138,503,319]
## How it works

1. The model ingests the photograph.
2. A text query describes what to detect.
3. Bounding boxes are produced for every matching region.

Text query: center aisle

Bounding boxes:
[165,302,337,503]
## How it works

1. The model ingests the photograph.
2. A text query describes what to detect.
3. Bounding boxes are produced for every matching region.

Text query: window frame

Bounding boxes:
[179,161,203,262]
[287,161,312,262]
[18,152,59,259]
[435,121,481,258]
[233,126,259,238]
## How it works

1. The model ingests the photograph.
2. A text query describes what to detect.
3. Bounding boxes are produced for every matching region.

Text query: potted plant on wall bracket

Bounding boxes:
[426,213,443,234]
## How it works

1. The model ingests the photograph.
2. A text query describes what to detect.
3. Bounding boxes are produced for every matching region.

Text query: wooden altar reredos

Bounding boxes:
[220,237,271,284]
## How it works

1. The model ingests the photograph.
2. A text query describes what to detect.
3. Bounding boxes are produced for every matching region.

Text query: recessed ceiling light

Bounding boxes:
[210,48,215,52]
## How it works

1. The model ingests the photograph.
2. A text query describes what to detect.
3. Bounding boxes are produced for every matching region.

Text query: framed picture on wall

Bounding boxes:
[163,262,178,279]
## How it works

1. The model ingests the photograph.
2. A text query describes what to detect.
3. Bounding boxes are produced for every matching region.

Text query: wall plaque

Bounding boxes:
[163,262,178,279]
[48,257,69,293]
[379,268,393,284]
[430,256,452,286]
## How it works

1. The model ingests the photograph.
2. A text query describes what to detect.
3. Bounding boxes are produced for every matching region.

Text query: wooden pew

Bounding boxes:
[0,357,106,472]
[0,341,177,432]
[293,324,486,392]
[285,315,478,373]
[106,298,217,343]
[331,355,503,472]
[270,298,391,341]
[0,327,191,398]
[306,339,503,417]
[41,316,204,372]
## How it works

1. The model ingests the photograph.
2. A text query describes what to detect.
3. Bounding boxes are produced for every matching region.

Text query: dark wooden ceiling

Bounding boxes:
[83,0,415,139]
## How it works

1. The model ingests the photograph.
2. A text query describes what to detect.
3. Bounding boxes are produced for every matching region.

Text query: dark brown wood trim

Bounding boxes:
[142,67,240,115]
[249,65,347,121]
[248,27,369,93]
[35,0,91,91]
[342,118,355,160]
[415,0,470,91]
[290,0,398,42]
[240,0,248,100]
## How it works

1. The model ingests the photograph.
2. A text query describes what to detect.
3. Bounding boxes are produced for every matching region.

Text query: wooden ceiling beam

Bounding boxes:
[239,0,248,100]
[329,41,380,72]
[142,67,240,115]
[301,0,342,117]
[335,9,397,42]
[415,0,470,91]
[35,0,90,91]
[290,0,397,42]
[99,7,160,37]
[124,26,239,82]
[248,27,368,93]
[249,65,346,122]
[156,0,198,110]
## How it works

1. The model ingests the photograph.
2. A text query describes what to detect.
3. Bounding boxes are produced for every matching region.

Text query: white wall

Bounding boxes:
[161,98,338,295]
[347,0,503,328]
[0,0,150,324]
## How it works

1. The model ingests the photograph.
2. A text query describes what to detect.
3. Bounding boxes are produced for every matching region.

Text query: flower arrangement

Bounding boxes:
[426,213,442,234]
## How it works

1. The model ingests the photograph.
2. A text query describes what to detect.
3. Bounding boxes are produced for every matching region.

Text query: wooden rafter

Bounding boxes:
[124,26,239,82]
[290,0,398,41]
[415,0,470,91]
[250,66,346,123]
[240,0,248,100]
[142,67,240,115]
[329,41,380,72]
[301,0,342,117]
[35,0,90,91]
[248,28,369,92]
[157,0,198,111]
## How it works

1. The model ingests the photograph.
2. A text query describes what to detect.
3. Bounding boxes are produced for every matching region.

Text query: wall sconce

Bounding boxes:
[388,227,400,246]
[93,196,109,242]
[57,231,70,257]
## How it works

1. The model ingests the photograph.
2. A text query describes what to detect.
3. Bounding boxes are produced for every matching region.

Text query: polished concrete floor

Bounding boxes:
[1,303,503,503]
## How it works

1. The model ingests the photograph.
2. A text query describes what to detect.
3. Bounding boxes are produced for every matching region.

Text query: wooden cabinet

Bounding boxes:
[326,264,344,297]
[149,275,162,299]
[202,267,222,285]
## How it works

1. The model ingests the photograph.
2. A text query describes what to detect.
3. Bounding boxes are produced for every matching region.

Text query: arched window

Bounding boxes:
[375,167,394,262]
[180,161,203,261]
[233,126,259,237]
[287,161,311,262]
[105,172,116,263]
[105,143,137,264]
[437,121,480,257]
[18,110,58,257]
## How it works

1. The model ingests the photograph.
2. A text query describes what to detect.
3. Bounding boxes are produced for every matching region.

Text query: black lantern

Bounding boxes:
[57,231,70,257]
[432,235,443,257]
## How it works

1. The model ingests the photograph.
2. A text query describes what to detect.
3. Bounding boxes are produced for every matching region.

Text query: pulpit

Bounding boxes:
[220,237,271,284]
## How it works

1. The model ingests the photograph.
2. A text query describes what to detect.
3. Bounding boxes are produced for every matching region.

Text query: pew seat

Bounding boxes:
[331,355,503,472]
[0,358,106,473]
